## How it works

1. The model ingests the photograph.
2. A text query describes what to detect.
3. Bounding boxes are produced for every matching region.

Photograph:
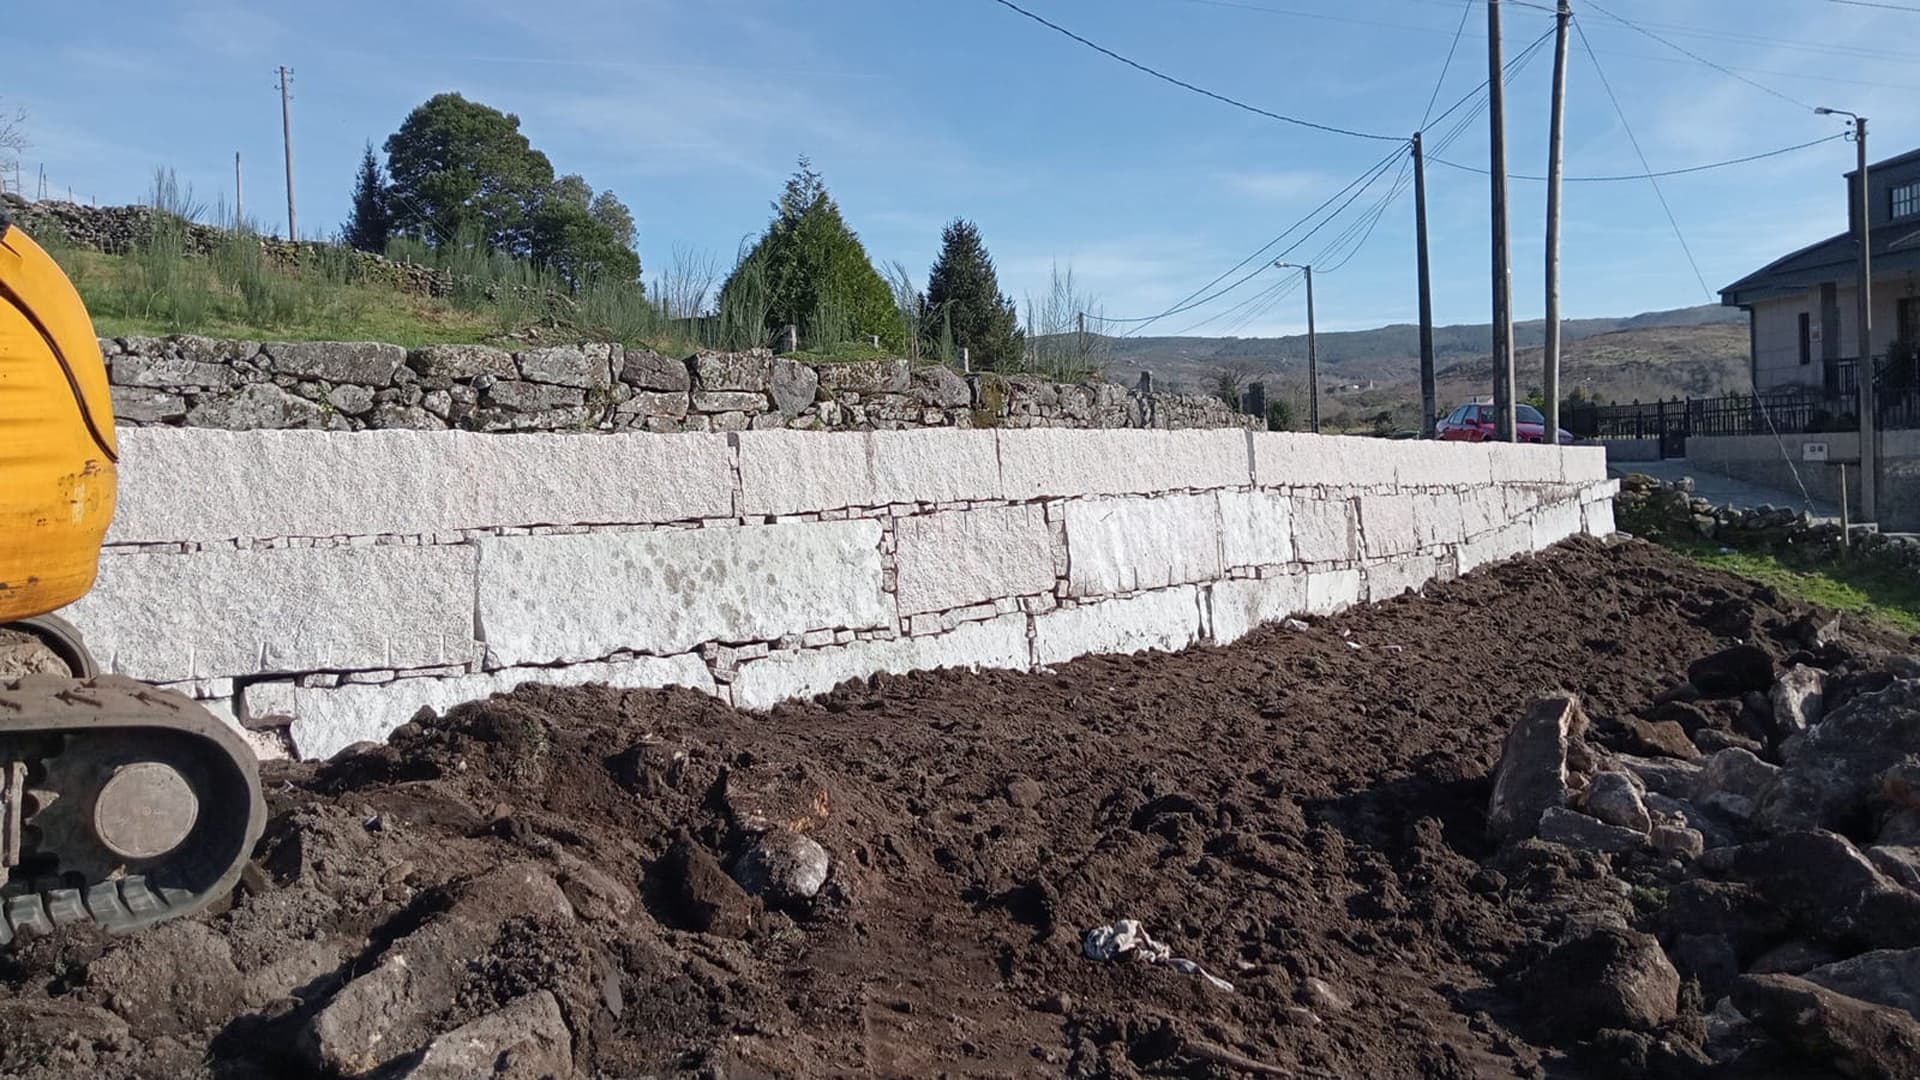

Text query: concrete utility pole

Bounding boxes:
[1076,310,1087,362]
[1278,261,1320,433]
[277,66,297,240]
[1543,0,1572,443]
[1487,0,1517,441]
[234,152,244,230]
[1413,132,1437,437]
[1817,107,1877,522]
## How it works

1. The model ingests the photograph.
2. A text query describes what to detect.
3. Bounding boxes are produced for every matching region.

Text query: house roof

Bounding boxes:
[1721,226,1920,306]
[1848,145,1920,179]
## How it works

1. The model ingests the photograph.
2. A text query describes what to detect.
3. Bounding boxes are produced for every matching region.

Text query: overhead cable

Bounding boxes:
[987,0,1409,142]
[1427,131,1848,182]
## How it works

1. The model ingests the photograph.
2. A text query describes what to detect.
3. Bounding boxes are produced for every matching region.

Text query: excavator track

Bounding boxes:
[0,674,265,939]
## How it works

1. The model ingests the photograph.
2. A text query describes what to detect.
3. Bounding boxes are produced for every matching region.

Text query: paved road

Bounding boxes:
[1607,458,1843,522]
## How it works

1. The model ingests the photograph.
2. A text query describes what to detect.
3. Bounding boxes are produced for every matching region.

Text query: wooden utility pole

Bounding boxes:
[277,66,297,240]
[1077,310,1086,361]
[1413,132,1437,437]
[1544,0,1571,443]
[1487,0,1517,442]
[234,152,244,230]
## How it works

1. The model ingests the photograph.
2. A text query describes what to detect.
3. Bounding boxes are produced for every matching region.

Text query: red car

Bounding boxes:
[1436,402,1575,445]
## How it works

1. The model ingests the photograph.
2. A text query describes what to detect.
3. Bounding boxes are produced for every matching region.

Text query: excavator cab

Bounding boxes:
[0,205,264,939]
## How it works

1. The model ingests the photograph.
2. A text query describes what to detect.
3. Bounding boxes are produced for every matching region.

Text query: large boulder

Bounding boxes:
[265,341,406,386]
[1538,807,1645,852]
[1688,644,1775,698]
[396,991,572,1080]
[1693,747,1780,822]
[1522,927,1680,1036]
[1805,949,1920,1021]
[1585,771,1653,833]
[1769,665,1828,744]
[1732,973,1920,1079]
[1614,754,1705,799]
[1730,830,1920,951]
[1488,696,1588,842]
[185,383,328,430]
[1757,681,1920,834]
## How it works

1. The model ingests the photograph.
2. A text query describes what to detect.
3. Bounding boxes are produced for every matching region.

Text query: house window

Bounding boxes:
[1893,181,1920,220]
[1799,312,1812,366]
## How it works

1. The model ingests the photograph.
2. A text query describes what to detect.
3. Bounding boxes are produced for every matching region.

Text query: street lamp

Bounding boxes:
[1816,106,1877,524]
[1275,262,1319,433]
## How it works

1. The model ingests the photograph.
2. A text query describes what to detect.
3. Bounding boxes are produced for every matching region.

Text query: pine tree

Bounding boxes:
[924,219,1022,370]
[717,158,904,350]
[342,142,391,252]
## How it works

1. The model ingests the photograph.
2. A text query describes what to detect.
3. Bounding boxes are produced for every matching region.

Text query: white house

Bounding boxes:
[1721,146,1920,401]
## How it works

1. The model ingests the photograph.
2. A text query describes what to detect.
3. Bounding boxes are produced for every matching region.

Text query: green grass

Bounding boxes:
[54,247,503,347]
[1667,538,1920,635]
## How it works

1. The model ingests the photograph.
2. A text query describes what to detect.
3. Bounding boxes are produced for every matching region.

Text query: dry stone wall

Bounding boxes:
[101,335,1255,434]
[58,428,1614,761]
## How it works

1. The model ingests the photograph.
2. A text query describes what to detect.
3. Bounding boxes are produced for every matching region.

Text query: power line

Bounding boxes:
[986,0,1407,142]
[1573,17,1712,299]
[1829,0,1920,11]
[1581,0,1818,113]
[1089,143,1407,331]
[1420,0,1477,130]
[1428,131,1847,181]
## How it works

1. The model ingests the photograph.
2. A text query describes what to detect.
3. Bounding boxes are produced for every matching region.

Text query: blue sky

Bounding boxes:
[9,0,1915,335]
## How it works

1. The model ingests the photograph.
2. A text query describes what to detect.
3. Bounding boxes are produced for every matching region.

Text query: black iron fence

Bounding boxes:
[1568,357,1917,445]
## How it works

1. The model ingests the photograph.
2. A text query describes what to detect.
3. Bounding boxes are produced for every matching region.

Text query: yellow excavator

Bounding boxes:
[0,206,264,939]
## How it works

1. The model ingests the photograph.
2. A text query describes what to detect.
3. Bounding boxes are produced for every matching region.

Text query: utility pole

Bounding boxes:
[277,65,297,241]
[1817,107,1877,522]
[1487,0,1517,442]
[36,164,45,201]
[1544,0,1571,444]
[1077,310,1086,362]
[1278,261,1320,432]
[1413,133,1437,437]
[235,152,244,230]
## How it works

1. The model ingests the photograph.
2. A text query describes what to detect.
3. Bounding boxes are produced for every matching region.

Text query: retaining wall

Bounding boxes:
[58,428,1615,760]
[101,335,1254,435]
[1686,430,1920,530]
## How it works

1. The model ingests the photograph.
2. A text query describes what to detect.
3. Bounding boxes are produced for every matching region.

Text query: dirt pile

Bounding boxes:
[0,536,1914,1078]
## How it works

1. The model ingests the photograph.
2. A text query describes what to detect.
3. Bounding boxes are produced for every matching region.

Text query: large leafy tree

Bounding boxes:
[342,142,391,252]
[924,218,1022,369]
[383,93,555,256]
[528,173,641,287]
[719,159,904,349]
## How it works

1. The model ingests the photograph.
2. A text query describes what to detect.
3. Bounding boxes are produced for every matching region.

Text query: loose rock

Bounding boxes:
[1487,696,1589,842]
[1522,927,1680,1036]
[1732,973,1920,1079]
[1537,806,1645,853]
[1687,644,1775,698]
[1585,771,1652,833]
[732,828,831,905]
[398,990,572,1080]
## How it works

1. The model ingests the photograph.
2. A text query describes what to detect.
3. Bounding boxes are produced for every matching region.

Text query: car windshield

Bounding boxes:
[1516,404,1545,424]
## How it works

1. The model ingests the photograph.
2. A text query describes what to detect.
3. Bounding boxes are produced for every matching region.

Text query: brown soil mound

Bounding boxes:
[1,536,1909,1079]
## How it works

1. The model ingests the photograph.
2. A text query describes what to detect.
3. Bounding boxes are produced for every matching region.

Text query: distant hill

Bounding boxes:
[1096,304,1751,434]
[1103,303,1745,391]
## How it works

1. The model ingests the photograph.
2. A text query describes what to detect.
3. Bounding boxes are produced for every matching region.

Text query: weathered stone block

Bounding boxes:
[1252,432,1400,490]
[112,354,236,389]
[406,344,516,389]
[1366,555,1437,601]
[1064,494,1223,597]
[1404,441,1492,489]
[692,390,767,413]
[1359,494,1422,559]
[894,505,1057,615]
[475,521,890,664]
[1304,568,1362,614]
[1459,520,1533,574]
[913,365,971,408]
[816,357,910,394]
[1585,498,1617,538]
[106,429,736,544]
[770,358,819,417]
[999,429,1250,499]
[483,380,585,412]
[1532,498,1585,550]
[264,341,406,386]
[614,391,689,420]
[1032,586,1204,665]
[282,653,715,760]
[111,386,187,423]
[1416,492,1469,547]
[1218,490,1294,568]
[1209,573,1308,645]
[326,384,375,415]
[690,351,774,392]
[736,429,1003,516]
[61,545,477,682]
[1291,496,1357,563]
[731,616,1030,710]
[1489,442,1563,485]
[1564,446,1608,484]
[619,348,692,392]
[185,383,328,430]
[516,345,610,390]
